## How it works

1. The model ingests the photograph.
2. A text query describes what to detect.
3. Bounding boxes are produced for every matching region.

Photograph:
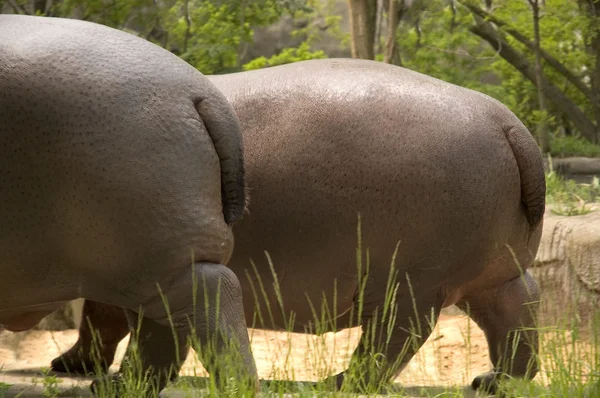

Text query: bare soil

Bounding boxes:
[1,309,494,397]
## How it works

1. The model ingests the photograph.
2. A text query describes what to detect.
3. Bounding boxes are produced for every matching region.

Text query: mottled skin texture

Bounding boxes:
[0,15,256,395]
[53,59,545,393]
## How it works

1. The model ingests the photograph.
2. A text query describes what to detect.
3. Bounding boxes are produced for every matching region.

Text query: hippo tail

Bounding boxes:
[196,95,247,225]
[504,123,546,228]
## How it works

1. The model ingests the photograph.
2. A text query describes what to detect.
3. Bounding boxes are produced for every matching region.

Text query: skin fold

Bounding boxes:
[0,14,255,396]
[51,59,544,393]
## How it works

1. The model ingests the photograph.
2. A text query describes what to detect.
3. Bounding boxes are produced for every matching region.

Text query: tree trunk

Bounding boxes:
[7,0,27,14]
[146,0,169,49]
[182,0,191,54]
[32,0,46,14]
[384,0,403,65]
[470,16,598,143]
[374,0,384,55]
[529,0,550,152]
[347,0,377,59]
[235,0,247,68]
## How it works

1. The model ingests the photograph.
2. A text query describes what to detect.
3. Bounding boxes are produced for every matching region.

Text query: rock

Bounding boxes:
[547,157,600,175]
[544,157,600,184]
[532,208,600,325]
[34,299,84,331]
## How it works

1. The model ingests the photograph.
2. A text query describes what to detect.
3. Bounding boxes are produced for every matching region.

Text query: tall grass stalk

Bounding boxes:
[2,217,599,397]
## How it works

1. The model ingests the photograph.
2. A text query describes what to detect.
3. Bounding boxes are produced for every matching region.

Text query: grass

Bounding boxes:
[40,367,60,397]
[5,277,600,397]
[545,156,600,216]
[0,382,10,398]
[21,278,594,398]
[545,135,600,216]
[499,323,600,398]
[2,211,600,397]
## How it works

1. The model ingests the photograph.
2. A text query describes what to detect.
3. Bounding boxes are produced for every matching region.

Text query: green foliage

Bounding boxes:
[395,0,495,91]
[0,381,10,397]
[291,0,349,48]
[550,134,600,158]
[392,0,598,153]
[242,41,327,70]
[242,0,345,72]
[163,1,246,74]
[157,0,311,74]
[51,0,157,29]
[46,0,308,74]
[40,367,60,398]
[481,0,595,137]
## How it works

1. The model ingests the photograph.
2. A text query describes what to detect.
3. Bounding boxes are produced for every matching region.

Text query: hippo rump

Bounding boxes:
[52,59,545,393]
[0,14,257,395]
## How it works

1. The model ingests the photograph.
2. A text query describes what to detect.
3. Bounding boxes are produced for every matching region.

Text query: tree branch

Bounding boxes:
[7,0,29,14]
[450,0,457,32]
[470,16,598,142]
[529,0,550,151]
[460,0,598,111]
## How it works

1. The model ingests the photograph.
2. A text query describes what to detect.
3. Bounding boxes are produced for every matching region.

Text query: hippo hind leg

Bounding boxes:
[51,300,129,375]
[90,262,258,396]
[456,269,540,394]
[89,308,190,396]
[331,272,444,393]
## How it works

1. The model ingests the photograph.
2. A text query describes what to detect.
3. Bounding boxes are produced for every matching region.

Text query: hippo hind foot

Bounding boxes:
[51,344,109,376]
[51,301,129,375]
[90,309,189,397]
[329,275,444,393]
[457,270,541,395]
[471,370,504,394]
[91,262,258,397]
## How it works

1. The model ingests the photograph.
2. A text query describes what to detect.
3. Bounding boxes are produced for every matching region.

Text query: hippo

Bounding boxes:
[0,14,257,395]
[51,59,545,394]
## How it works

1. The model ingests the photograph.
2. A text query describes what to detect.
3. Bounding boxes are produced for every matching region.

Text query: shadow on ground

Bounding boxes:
[0,368,478,397]
[1,368,93,398]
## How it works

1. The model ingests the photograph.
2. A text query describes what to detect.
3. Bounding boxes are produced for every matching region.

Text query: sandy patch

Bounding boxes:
[1,311,493,396]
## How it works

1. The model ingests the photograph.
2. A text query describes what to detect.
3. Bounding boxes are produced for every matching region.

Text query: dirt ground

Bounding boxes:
[0,308,495,397]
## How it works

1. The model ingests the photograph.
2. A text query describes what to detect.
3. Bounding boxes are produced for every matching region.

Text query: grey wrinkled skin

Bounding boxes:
[0,14,256,395]
[53,59,545,393]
